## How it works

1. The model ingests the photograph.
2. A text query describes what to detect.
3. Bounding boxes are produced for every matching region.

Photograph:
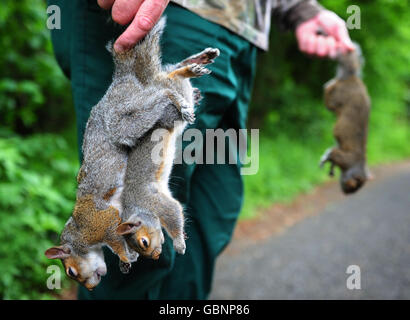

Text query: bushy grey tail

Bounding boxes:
[107,17,166,82]
[134,16,166,83]
[336,42,364,79]
[106,40,138,77]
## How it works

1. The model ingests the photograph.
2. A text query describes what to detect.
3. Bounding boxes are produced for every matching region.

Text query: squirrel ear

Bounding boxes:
[45,246,71,259]
[116,221,142,235]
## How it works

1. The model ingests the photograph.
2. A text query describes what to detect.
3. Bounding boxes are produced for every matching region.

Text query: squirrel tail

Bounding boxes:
[336,42,364,79]
[107,16,166,80]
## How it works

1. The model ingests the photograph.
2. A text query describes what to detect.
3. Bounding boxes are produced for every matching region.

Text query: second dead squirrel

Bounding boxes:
[320,44,371,194]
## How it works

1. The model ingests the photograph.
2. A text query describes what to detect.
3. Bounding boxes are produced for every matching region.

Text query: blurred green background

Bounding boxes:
[0,0,409,299]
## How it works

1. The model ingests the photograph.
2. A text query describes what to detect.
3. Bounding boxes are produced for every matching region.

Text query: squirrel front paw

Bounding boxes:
[193,87,203,105]
[119,261,131,274]
[181,104,196,124]
[173,237,186,255]
[319,147,333,168]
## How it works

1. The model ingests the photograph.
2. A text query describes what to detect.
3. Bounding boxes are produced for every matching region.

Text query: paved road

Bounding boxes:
[210,166,410,299]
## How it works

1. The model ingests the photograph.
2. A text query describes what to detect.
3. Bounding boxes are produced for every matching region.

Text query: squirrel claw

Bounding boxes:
[119,261,131,274]
[189,63,211,77]
[181,105,196,124]
[193,88,203,105]
[199,48,220,64]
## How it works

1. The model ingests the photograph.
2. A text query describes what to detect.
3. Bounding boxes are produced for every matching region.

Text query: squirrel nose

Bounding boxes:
[97,266,107,276]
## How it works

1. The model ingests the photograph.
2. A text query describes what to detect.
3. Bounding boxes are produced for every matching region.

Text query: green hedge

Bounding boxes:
[0,0,77,299]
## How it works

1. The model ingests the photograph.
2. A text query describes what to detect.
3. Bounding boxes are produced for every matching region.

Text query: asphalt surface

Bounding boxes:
[209,165,410,299]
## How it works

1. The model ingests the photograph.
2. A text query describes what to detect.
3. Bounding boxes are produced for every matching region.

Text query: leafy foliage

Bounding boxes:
[0,135,77,299]
[0,0,77,299]
[0,0,73,134]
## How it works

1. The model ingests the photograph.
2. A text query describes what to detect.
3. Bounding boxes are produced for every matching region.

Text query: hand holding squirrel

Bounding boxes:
[296,10,355,58]
[97,0,170,52]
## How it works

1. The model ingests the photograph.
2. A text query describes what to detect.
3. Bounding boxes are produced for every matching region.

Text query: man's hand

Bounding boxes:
[296,10,355,58]
[98,0,169,52]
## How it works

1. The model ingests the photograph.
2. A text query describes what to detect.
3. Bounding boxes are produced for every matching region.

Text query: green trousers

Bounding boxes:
[49,0,257,299]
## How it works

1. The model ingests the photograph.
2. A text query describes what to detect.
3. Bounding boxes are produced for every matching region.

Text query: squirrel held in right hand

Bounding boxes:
[320,44,371,194]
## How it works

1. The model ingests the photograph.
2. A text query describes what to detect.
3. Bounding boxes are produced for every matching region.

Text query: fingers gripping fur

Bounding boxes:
[133,17,166,83]
[107,17,166,82]
[336,42,364,79]
[106,41,137,77]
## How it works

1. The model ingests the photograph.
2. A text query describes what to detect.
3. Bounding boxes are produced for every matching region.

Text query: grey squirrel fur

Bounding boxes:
[115,18,220,259]
[320,43,371,194]
[45,17,219,290]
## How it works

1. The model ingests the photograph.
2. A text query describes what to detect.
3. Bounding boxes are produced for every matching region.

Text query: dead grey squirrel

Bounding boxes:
[114,18,219,258]
[45,16,219,289]
[320,43,371,194]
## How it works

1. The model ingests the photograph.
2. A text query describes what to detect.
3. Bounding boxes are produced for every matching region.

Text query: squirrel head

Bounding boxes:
[45,244,107,290]
[340,163,371,194]
[117,214,164,260]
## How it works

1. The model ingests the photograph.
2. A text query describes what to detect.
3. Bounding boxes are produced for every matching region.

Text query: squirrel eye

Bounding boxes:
[67,267,77,278]
[139,237,150,250]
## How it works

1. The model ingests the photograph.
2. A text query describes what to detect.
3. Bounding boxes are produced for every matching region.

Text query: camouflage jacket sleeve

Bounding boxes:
[272,0,324,31]
[170,0,324,50]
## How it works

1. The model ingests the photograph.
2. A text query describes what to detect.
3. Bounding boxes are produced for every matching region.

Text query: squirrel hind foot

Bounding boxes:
[182,48,220,66]
[189,63,211,77]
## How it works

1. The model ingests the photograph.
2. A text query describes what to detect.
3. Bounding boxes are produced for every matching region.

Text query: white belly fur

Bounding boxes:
[158,122,185,196]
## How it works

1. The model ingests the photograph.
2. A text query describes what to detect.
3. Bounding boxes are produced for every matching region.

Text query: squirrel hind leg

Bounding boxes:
[154,194,186,255]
